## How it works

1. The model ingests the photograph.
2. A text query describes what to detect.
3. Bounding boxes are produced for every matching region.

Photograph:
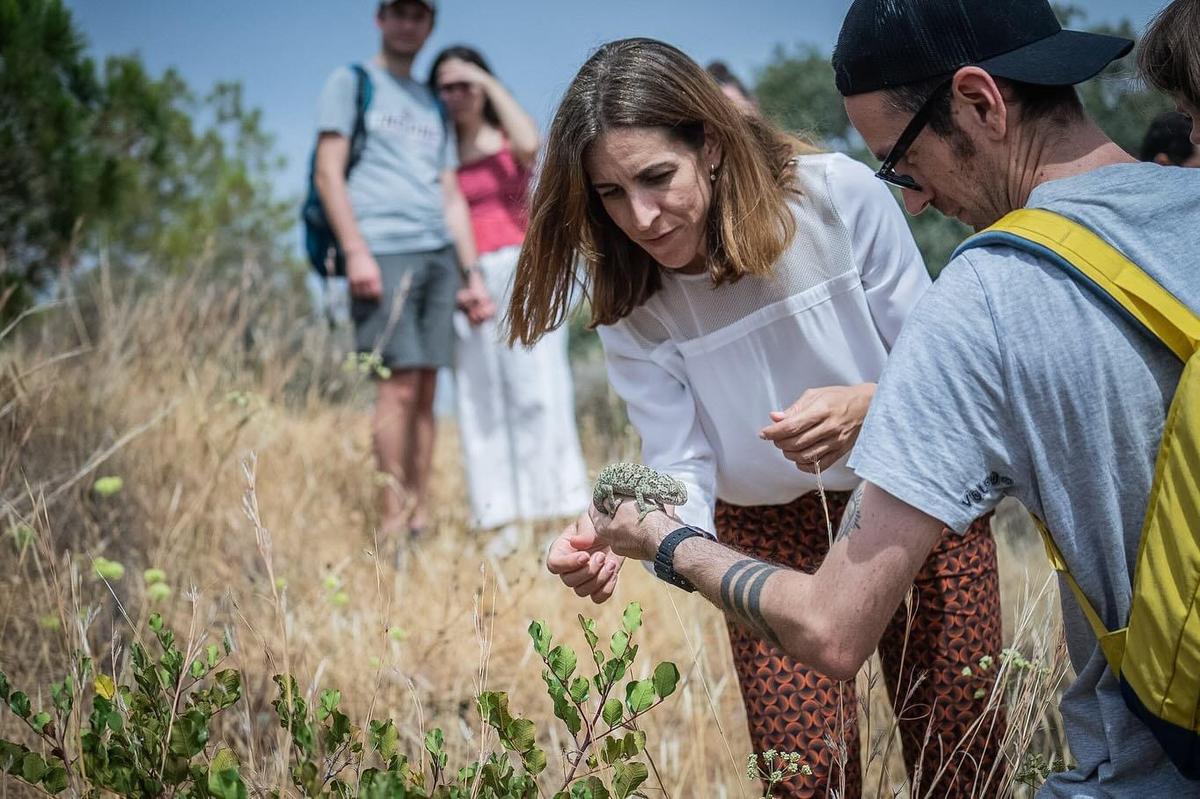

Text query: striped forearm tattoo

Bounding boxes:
[720,559,783,648]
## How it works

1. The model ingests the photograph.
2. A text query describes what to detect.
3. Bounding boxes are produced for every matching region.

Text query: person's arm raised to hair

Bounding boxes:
[444,59,540,169]
[593,481,943,680]
[478,72,539,169]
[315,133,380,299]
[443,168,494,324]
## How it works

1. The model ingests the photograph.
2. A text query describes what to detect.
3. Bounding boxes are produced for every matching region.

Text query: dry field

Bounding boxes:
[0,270,1071,797]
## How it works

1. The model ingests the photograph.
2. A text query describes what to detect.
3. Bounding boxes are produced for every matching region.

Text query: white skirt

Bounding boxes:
[453,245,590,529]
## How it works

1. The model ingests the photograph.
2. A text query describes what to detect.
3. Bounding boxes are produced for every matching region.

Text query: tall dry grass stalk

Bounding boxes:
[1,269,1070,796]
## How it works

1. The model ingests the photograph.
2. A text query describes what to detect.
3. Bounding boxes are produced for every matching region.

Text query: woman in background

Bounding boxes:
[430,46,590,556]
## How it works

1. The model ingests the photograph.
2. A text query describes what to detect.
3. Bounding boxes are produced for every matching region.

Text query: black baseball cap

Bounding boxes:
[833,0,1133,97]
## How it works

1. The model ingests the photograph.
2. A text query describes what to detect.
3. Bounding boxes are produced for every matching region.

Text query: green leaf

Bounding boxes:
[622,730,646,757]
[570,776,611,799]
[318,689,340,719]
[613,760,648,799]
[505,718,536,753]
[548,644,577,683]
[652,661,680,700]
[8,692,30,719]
[369,719,399,759]
[602,697,623,727]
[41,765,68,794]
[610,629,629,659]
[168,709,209,757]
[149,613,164,632]
[625,679,654,715]
[569,676,590,704]
[523,745,548,776]
[601,736,624,765]
[424,728,447,768]
[211,746,239,773]
[0,672,8,703]
[143,567,167,584]
[528,620,551,657]
[621,602,643,635]
[31,712,51,733]
[578,614,599,651]
[190,659,207,680]
[21,752,46,783]
[208,764,247,799]
[477,691,513,731]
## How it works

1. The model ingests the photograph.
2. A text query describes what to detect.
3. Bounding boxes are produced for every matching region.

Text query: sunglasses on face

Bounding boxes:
[874,78,953,193]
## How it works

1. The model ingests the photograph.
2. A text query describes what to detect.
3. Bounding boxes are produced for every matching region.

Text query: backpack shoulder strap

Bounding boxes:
[346,63,373,174]
[954,207,1200,361]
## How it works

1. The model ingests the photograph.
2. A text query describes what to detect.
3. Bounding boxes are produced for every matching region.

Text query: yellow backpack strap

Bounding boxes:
[964,208,1200,361]
[1032,517,1127,671]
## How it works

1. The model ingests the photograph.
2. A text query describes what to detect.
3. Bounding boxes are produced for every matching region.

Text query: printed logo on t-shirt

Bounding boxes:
[367,109,442,148]
[958,471,1014,508]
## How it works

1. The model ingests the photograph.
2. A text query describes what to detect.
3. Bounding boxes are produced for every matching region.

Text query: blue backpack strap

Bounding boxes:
[346,63,373,174]
[953,225,1154,346]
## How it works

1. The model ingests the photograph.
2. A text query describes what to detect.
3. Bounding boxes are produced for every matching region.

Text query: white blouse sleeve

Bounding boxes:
[826,154,931,350]
[597,321,719,534]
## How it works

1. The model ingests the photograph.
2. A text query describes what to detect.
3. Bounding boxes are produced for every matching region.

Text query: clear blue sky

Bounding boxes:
[66,1,1169,205]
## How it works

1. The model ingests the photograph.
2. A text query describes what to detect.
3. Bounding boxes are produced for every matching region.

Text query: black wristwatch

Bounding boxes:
[653,525,715,592]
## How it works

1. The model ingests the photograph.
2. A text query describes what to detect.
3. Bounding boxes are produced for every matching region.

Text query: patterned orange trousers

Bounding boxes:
[717,491,1005,799]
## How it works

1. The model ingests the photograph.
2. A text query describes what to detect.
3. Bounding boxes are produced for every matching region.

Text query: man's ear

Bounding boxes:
[951,66,1007,141]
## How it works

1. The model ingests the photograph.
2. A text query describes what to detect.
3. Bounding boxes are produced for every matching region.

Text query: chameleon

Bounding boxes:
[592,462,688,522]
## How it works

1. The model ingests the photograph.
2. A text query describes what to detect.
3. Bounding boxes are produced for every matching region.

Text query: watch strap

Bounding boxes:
[653,525,714,592]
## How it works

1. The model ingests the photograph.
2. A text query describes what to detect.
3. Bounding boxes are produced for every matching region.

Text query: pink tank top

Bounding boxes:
[456,146,530,255]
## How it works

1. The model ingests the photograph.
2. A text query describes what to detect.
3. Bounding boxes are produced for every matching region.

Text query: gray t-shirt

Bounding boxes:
[850,162,1200,797]
[316,63,457,255]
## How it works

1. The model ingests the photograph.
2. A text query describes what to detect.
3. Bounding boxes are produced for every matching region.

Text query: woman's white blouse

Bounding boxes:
[597,153,930,533]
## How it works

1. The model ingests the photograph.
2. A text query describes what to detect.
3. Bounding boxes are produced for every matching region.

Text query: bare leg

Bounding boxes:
[374,369,422,536]
[404,368,439,532]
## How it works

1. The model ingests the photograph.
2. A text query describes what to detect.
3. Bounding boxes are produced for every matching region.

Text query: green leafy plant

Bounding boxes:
[1,603,681,798]
[0,613,244,797]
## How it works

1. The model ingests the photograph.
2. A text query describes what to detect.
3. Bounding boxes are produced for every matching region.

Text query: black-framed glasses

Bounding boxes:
[874,79,952,193]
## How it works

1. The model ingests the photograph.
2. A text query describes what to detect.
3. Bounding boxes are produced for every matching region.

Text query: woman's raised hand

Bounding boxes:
[759,383,876,473]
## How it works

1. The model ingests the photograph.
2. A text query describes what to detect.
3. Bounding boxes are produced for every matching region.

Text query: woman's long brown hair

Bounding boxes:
[507,37,817,346]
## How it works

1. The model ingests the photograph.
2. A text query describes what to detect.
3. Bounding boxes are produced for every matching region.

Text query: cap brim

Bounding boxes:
[977,29,1133,86]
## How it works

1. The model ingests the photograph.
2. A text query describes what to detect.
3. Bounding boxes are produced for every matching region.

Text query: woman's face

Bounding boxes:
[586,126,721,272]
[435,58,486,126]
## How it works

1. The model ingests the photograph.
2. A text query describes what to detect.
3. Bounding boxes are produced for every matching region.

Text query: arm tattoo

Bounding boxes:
[720,559,783,648]
[836,483,865,541]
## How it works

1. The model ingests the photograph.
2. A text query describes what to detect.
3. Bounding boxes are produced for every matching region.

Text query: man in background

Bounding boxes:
[314,0,493,543]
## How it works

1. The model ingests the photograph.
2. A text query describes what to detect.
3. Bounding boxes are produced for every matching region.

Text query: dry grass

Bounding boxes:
[1,269,1071,797]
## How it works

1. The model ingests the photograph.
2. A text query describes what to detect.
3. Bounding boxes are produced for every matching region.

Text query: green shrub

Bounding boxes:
[0,603,680,798]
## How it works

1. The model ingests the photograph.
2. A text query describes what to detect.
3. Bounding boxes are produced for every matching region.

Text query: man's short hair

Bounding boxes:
[884,75,1083,138]
[1138,0,1200,111]
[1140,110,1198,164]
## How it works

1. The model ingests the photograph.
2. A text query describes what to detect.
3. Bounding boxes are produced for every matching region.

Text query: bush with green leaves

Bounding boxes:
[0,602,682,798]
[0,613,244,798]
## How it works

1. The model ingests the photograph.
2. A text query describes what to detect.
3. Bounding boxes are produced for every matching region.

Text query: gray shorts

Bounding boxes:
[351,246,459,370]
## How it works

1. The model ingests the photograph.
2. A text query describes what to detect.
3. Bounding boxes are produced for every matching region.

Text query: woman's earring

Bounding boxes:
[709,164,718,183]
